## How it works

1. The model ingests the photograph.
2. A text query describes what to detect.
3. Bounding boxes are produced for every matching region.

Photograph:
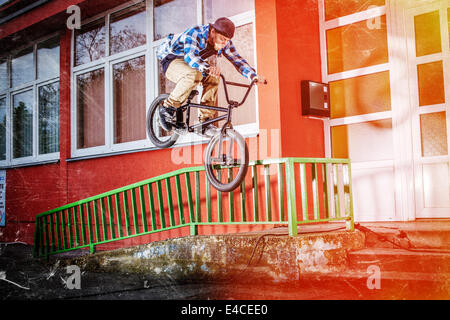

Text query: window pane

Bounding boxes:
[0,97,5,160]
[330,71,391,118]
[203,0,254,23]
[423,163,450,207]
[0,59,7,92]
[113,56,146,144]
[326,16,388,74]
[420,112,448,157]
[13,90,33,159]
[217,23,256,126]
[110,3,147,55]
[331,119,393,162]
[37,36,60,80]
[77,69,105,149]
[11,47,34,88]
[75,19,106,66]
[324,0,385,21]
[154,0,197,41]
[417,61,445,106]
[39,82,59,155]
[414,11,441,57]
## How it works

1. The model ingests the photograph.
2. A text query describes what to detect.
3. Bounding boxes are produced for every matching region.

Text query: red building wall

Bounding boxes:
[1,0,324,247]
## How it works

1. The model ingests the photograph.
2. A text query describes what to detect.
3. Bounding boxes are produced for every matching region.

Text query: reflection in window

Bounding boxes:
[203,0,254,23]
[0,59,7,92]
[153,0,197,40]
[77,69,105,149]
[113,56,146,144]
[13,90,34,158]
[324,0,385,21]
[12,47,34,87]
[75,19,106,66]
[39,82,60,155]
[0,98,5,160]
[330,71,391,119]
[110,3,146,55]
[326,16,388,74]
[37,37,60,80]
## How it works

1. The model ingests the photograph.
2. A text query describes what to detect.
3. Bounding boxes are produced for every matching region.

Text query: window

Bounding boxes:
[39,82,60,155]
[76,69,105,149]
[153,0,197,41]
[113,56,146,144]
[0,34,60,167]
[37,37,60,80]
[73,0,257,157]
[0,59,7,92]
[203,0,254,23]
[11,47,34,88]
[0,98,6,160]
[75,18,106,66]
[156,0,257,136]
[13,90,33,159]
[320,1,393,161]
[73,2,147,156]
[110,4,147,55]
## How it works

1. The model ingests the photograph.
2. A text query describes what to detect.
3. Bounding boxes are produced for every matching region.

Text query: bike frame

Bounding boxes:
[178,74,259,134]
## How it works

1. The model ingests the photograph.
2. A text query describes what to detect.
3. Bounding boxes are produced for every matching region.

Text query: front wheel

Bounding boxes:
[146,93,179,148]
[204,128,249,192]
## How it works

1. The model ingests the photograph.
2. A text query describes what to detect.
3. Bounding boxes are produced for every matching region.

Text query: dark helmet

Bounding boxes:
[211,17,235,39]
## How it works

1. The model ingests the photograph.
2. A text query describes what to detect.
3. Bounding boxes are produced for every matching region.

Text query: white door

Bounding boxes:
[406,0,450,218]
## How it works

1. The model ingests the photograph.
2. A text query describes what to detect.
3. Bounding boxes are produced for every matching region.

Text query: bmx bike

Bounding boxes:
[146,74,266,192]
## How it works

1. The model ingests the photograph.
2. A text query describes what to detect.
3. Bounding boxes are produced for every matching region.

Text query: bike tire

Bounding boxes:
[147,94,179,149]
[204,129,249,192]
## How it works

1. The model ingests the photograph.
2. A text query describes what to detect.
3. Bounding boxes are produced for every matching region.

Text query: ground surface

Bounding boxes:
[1,243,448,300]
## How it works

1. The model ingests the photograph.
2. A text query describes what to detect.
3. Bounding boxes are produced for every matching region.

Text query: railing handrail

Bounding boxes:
[33,157,355,258]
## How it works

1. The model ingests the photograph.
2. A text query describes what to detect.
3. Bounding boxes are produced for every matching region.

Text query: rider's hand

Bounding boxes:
[254,75,267,85]
[209,66,221,78]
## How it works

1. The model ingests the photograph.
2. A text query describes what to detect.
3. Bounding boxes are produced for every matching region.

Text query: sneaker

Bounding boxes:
[204,124,219,137]
[158,105,177,131]
[195,122,218,137]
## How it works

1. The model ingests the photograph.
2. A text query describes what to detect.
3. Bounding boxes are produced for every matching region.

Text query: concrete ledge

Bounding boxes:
[60,229,365,282]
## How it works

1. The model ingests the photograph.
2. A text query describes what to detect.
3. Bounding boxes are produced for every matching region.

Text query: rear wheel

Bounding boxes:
[146,94,179,148]
[204,128,249,192]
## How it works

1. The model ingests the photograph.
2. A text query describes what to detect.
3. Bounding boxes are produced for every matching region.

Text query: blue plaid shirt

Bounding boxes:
[157,24,258,80]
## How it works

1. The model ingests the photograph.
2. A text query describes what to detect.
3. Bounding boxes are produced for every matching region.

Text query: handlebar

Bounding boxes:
[216,73,267,107]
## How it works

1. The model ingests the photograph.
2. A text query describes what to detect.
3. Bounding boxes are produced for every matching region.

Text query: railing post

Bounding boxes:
[32,217,40,258]
[190,223,198,236]
[285,159,298,236]
[345,160,355,231]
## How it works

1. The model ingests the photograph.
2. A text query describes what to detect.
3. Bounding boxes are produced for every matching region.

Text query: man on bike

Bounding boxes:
[156,17,263,133]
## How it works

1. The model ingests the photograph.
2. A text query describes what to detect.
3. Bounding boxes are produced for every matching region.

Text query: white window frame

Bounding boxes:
[318,0,409,221]
[0,32,61,168]
[71,0,258,159]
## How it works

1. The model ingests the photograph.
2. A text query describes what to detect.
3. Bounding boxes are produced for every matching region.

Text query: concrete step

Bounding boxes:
[356,221,450,250]
[348,248,450,274]
[300,270,450,299]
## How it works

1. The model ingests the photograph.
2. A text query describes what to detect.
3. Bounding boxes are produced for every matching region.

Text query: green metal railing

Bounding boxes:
[33,157,354,258]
